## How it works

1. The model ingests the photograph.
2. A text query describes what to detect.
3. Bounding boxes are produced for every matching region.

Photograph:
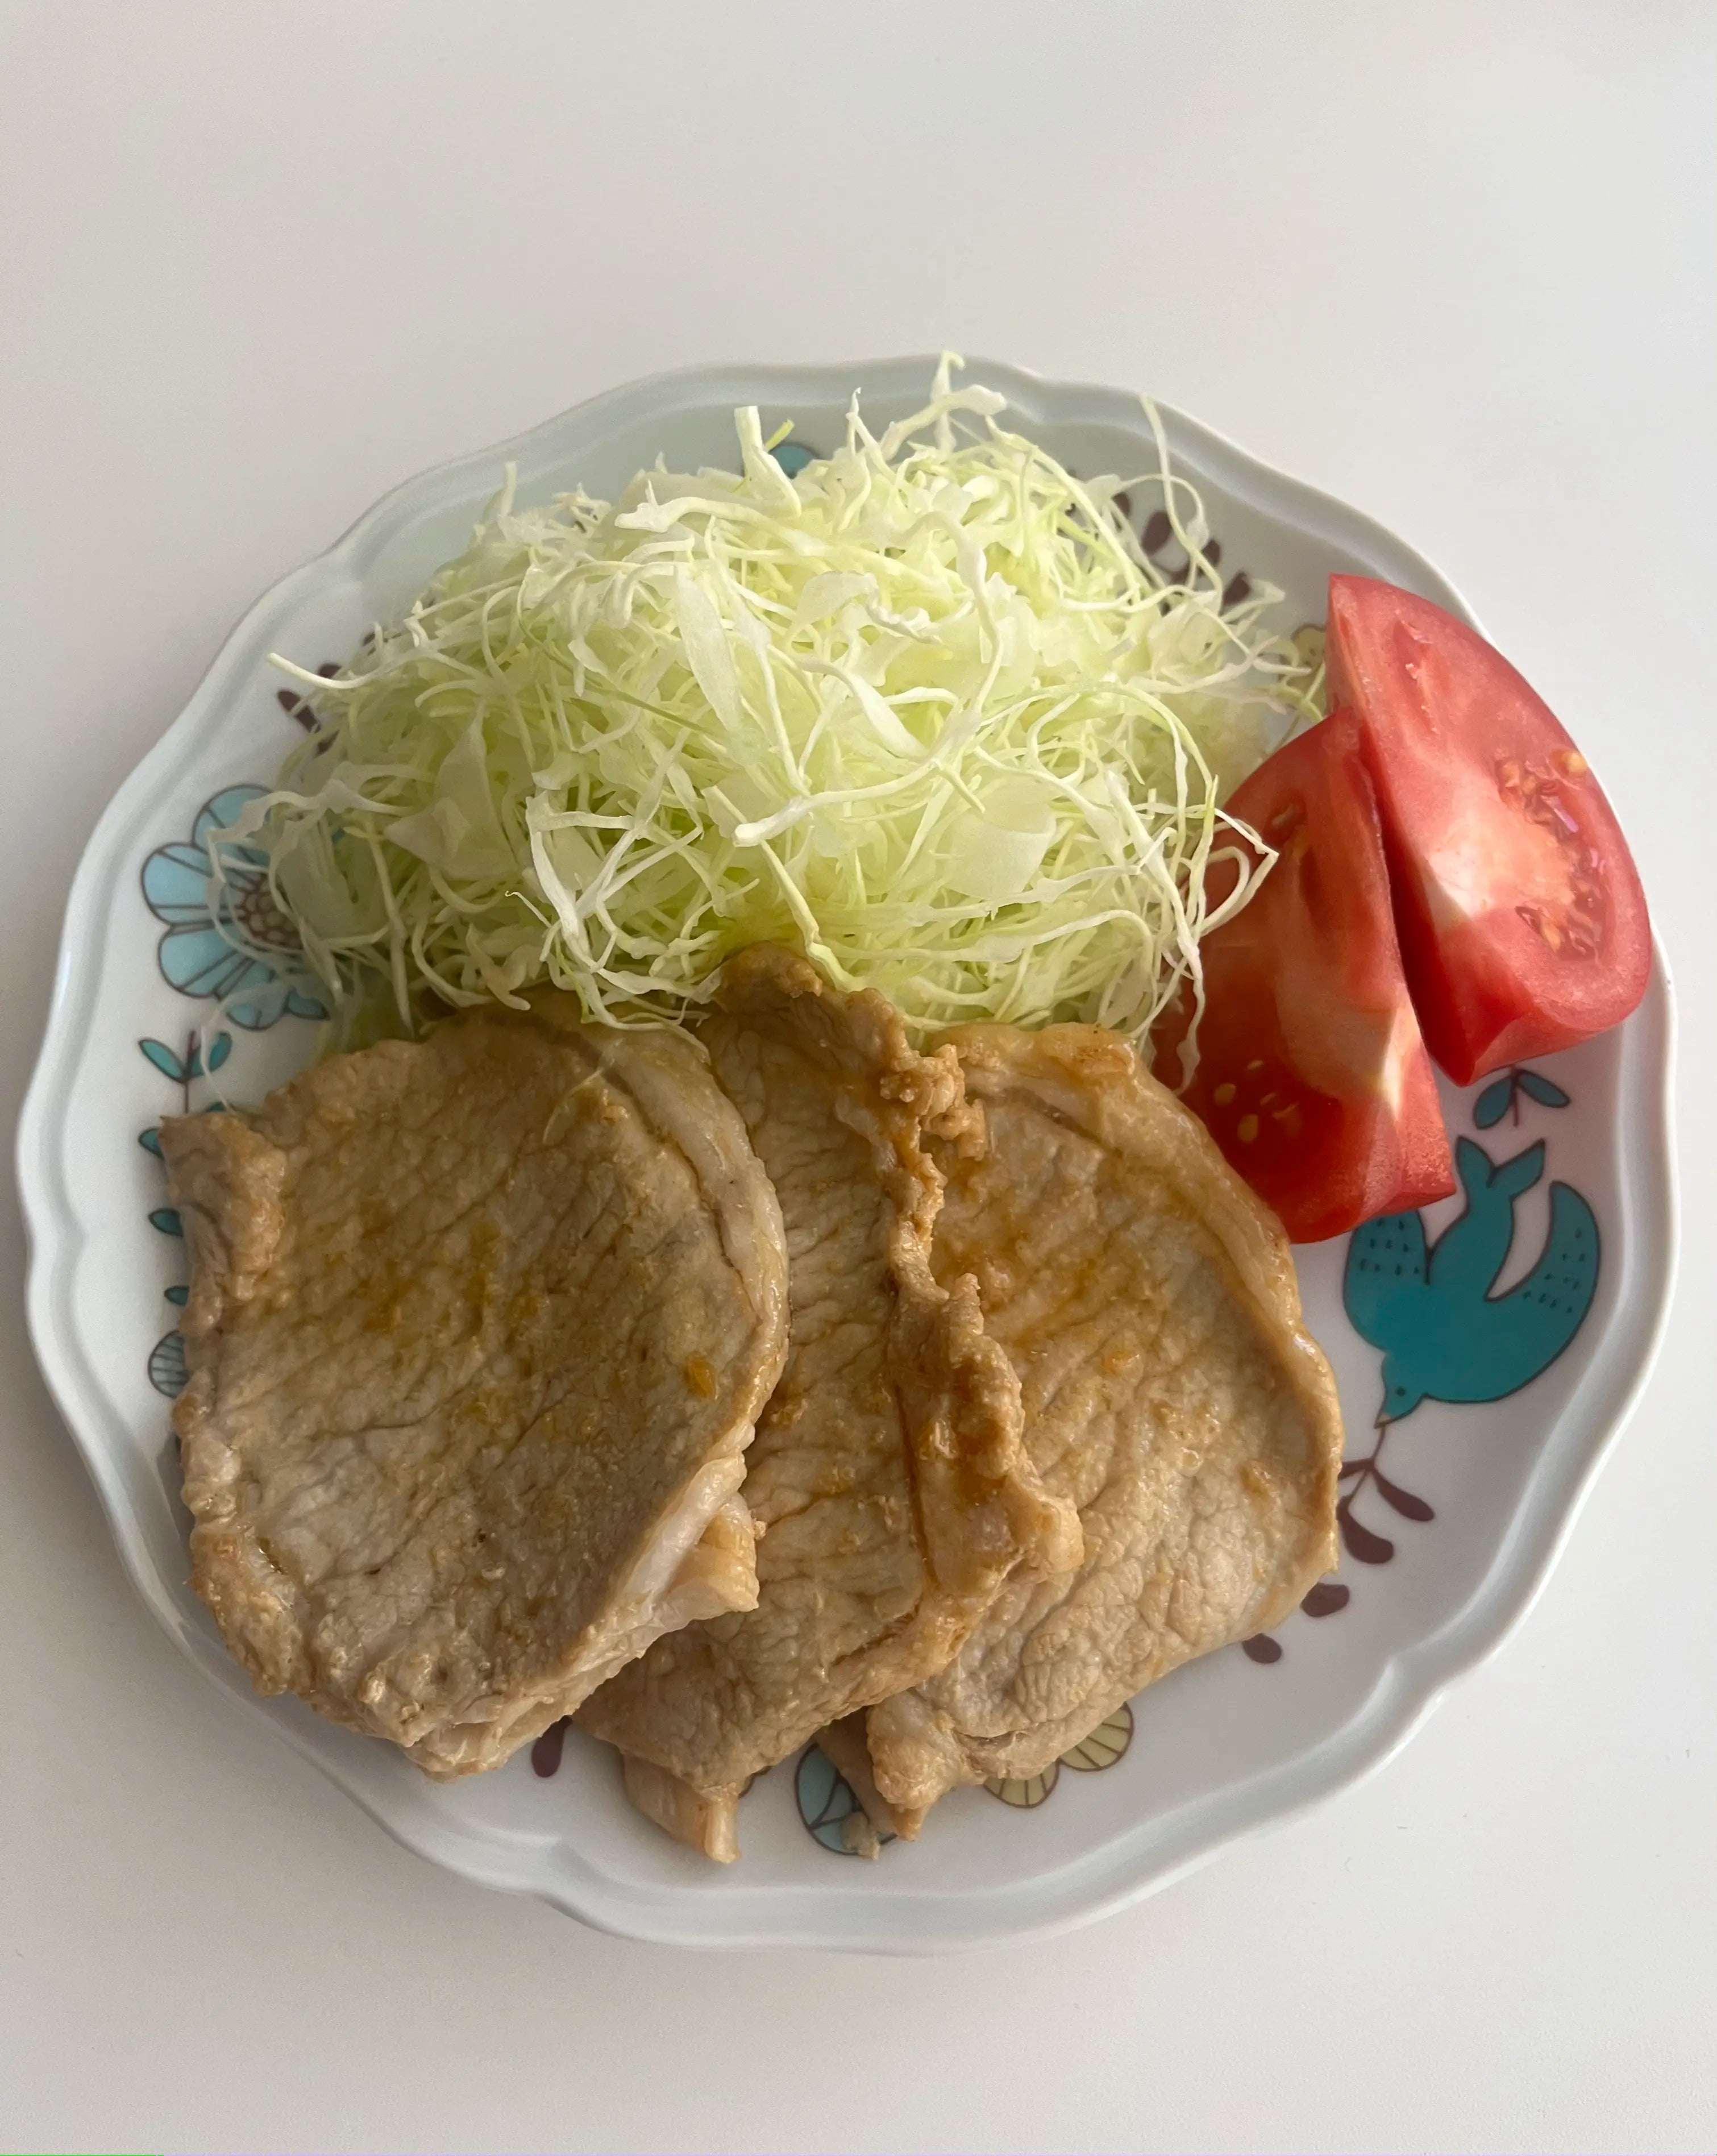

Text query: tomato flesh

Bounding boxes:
[1327,576,1650,1085]
[1163,709,1454,1243]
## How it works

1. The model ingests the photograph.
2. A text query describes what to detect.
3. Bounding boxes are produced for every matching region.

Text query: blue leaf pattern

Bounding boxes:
[1474,1075,1512,1129]
[1518,1069,1570,1108]
[139,1038,187,1083]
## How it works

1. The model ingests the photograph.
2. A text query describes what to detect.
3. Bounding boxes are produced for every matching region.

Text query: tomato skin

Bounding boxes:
[1166,709,1455,1243]
[1327,576,1651,1085]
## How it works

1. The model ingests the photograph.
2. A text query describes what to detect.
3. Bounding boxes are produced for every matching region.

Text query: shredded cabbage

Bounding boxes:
[221,357,1317,1052]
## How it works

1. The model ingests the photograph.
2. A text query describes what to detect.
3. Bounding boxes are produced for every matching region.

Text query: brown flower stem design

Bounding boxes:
[531,1719,569,1776]
[1244,1424,1431,1662]
[276,659,341,730]
[1244,1574,1355,1665]
[1337,1420,1435,1565]
[168,1025,232,1111]
[1139,509,1252,611]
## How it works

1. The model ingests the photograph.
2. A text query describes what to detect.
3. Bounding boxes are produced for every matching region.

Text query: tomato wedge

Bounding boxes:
[1327,576,1650,1085]
[1161,709,1455,1243]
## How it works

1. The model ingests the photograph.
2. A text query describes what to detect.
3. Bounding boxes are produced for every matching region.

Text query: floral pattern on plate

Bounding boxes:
[141,785,326,1029]
[139,778,327,1396]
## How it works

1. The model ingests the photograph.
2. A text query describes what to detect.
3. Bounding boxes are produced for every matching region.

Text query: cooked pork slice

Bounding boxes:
[865,1024,1344,1815]
[815,1713,926,1851]
[618,1713,922,1868]
[579,948,1079,1825]
[618,1756,745,1864]
[160,1000,789,1780]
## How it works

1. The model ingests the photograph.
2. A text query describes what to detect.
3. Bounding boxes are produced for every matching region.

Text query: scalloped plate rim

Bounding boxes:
[15,355,1678,1953]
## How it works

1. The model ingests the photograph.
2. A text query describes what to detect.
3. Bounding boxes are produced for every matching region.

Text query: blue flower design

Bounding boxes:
[141,786,326,1029]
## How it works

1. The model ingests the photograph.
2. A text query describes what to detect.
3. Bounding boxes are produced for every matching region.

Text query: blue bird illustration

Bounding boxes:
[1344,1137,1600,1423]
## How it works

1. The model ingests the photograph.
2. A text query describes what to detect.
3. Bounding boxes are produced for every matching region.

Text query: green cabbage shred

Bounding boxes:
[221,357,1318,1054]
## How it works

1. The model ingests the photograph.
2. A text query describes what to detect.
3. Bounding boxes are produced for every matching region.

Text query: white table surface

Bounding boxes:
[3,7,1712,2151]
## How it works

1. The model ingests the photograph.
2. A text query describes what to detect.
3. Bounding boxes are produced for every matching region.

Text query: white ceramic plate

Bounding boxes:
[17,358,1676,1953]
